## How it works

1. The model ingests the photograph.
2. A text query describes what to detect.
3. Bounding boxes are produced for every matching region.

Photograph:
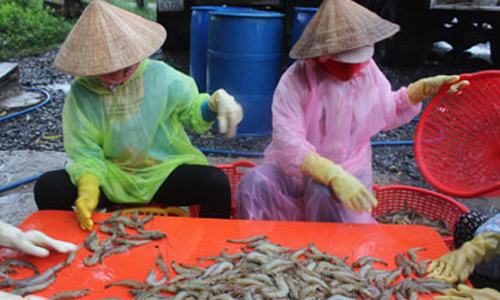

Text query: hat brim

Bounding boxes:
[54,0,167,76]
[289,0,399,60]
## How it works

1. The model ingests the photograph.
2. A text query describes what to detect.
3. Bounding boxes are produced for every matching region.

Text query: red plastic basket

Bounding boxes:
[189,160,257,218]
[372,184,470,249]
[414,71,500,198]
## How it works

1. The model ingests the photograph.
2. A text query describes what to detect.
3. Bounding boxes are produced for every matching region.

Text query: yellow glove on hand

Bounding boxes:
[301,152,378,213]
[434,284,500,300]
[75,173,100,231]
[407,75,470,104]
[208,89,243,139]
[427,232,500,283]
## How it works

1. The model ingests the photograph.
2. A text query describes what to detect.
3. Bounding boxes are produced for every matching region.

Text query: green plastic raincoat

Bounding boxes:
[63,59,213,204]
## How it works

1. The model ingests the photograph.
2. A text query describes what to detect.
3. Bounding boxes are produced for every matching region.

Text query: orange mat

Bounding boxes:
[0,210,452,299]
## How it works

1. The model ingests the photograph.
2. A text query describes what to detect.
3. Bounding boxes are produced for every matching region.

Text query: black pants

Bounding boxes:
[34,164,231,218]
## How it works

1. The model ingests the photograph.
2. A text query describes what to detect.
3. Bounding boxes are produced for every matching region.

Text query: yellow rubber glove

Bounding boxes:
[407,75,470,104]
[75,173,100,231]
[434,284,500,299]
[427,232,500,283]
[301,152,378,213]
[208,89,243,139]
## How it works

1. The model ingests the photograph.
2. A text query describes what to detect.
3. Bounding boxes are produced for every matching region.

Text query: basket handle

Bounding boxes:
[232,160,258,168]
[233,160,257,174]
[215,160,257,175]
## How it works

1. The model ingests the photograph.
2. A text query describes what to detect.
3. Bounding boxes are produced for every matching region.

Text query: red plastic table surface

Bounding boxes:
[0,211,452,299]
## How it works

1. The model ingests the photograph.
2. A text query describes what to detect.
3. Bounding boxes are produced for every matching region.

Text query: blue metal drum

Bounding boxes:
[190,6,254,93]
[191,6,220,93]
[207,9,284,136]
[289,7,318,65]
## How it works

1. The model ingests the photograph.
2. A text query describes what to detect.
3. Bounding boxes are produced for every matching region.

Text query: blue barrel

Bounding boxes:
[190,6,254,93]
[207,10,284,136]
[289,7,318,65]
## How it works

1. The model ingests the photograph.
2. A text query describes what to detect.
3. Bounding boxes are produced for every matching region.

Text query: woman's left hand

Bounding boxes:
[207,89,243,138]
[407,75,470,104]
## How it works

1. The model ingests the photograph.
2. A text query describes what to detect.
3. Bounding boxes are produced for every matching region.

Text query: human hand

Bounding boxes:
[427,233,500,283]
[407,75,470,104]
[0,220,77,257]
[434,284,500,299]
[301,152,377,213]
[329,169,378,213]
[208,89,243,138]
[75,173,100,230]
[0,291,48,299]
[427,247,475,283]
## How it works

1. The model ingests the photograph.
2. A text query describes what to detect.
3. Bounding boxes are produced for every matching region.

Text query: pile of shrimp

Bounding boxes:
[375,208,452,237]
[83,210,167,267]
[107,235,455,299]
[0,247,90,299]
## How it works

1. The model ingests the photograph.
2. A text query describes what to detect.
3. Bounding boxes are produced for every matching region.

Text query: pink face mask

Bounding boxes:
[315,56,369,81]
[95,62,141,86]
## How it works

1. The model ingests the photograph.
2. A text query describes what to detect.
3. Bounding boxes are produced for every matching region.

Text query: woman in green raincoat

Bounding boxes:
[34,0,243,230]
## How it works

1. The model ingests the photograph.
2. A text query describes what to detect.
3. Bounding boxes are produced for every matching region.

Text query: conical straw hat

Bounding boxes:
[55,0,166,76]
[289,0,399,59]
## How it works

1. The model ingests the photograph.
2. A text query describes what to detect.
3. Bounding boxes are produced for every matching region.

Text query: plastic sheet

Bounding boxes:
[0,211,452,299]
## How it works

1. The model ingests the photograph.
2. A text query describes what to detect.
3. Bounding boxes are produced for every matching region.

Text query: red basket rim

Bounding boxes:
[373,184,470,214]
[414,70,500,198]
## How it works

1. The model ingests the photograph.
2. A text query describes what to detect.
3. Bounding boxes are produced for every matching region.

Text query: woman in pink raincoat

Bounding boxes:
[235,0,468,223]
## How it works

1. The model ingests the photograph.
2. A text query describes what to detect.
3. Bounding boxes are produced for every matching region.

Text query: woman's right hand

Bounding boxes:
[75,174,100,230]
[301,152,377,213]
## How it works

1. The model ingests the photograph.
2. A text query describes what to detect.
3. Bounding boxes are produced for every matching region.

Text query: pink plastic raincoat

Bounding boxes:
[235,58,422,223]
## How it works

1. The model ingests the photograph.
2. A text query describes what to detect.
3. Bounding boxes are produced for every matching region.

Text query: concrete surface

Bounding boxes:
[1,150,499,226]
[0,151,72,225]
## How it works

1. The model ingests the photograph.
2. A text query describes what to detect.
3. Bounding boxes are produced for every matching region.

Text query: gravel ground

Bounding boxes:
[1,43,499,288]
